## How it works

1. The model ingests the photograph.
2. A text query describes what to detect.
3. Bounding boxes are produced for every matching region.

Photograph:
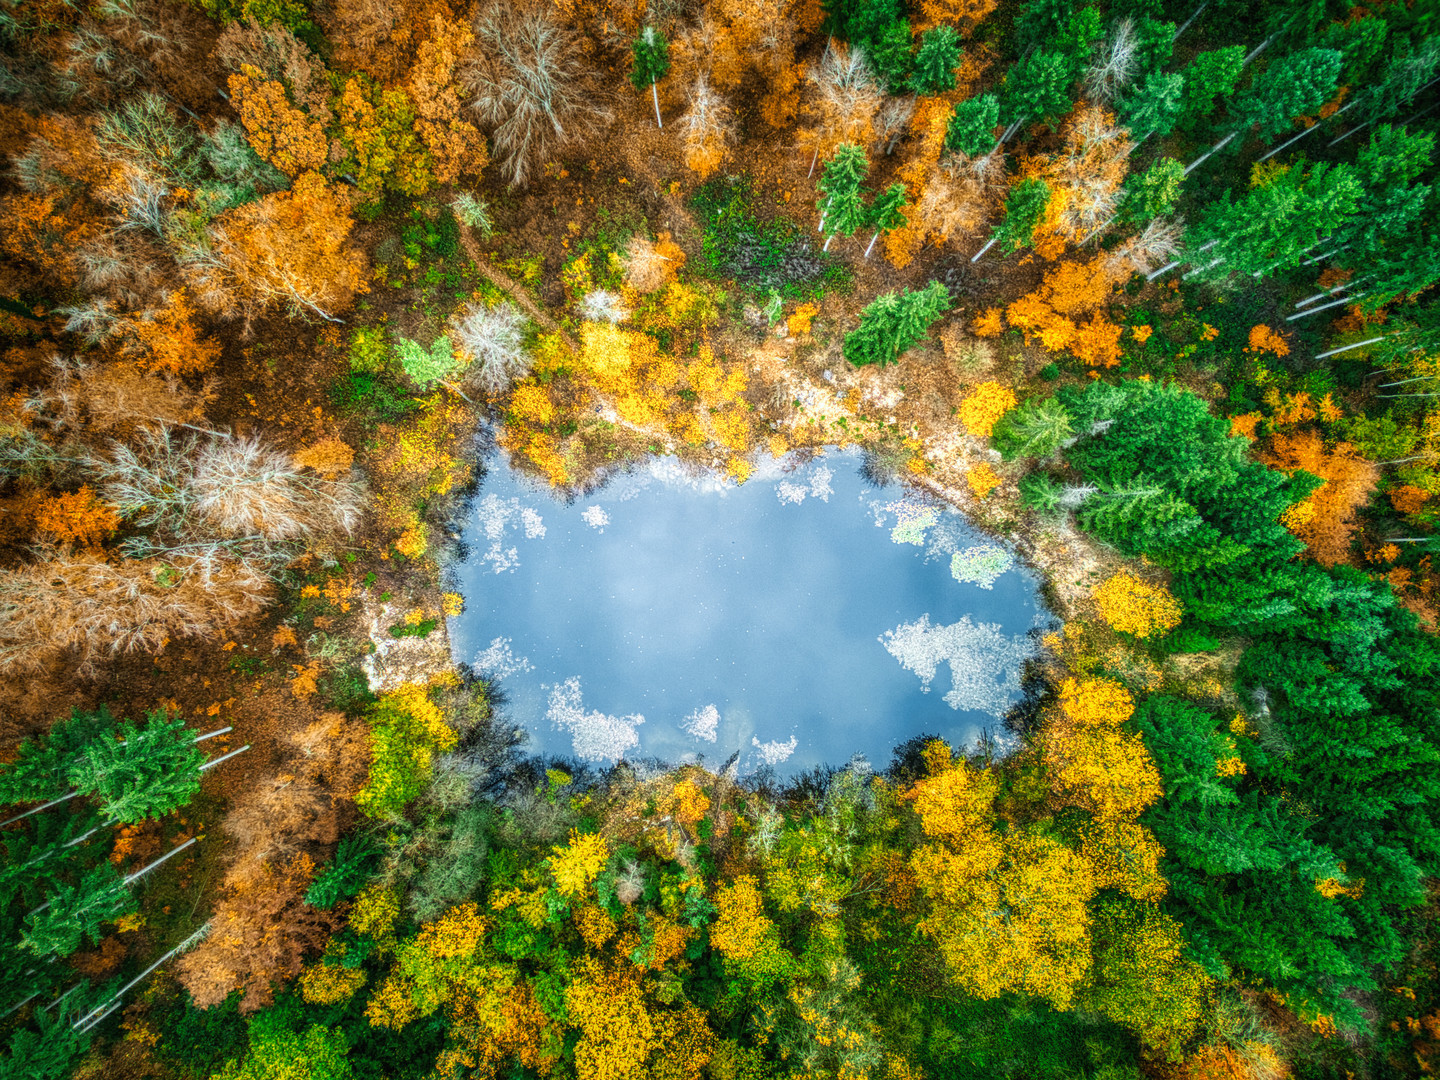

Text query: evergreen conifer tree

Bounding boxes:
[843,281,951,367]
[1118,158,1184,225]
[911,26,962,94]
[945,93,1000,156]
[1230,46,1344,143]
[631,27,670,129]
[817,144,870,250]
[1119,70,1185,141]
[864,182,909,259]
[1177,46,1245,130]
[67,710,204,824]
[1000,52,1073,137]
[21,862,136,958]
[992,178,1052,253]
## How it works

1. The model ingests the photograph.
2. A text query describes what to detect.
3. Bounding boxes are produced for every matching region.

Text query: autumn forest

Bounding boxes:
[1,0,1439,1076]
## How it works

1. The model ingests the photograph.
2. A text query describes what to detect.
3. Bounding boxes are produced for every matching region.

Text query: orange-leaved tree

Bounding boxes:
[1002,255,1128,367]
[408,16,490,186]
[1262,430,1378,566]
[228,64,329,178]
[200,171,369,323]
[677,75,737,180]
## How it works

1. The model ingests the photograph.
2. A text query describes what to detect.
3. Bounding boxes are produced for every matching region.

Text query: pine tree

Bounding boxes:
[911,25,961,94]
[21,862,136,958]
[843,281,951,367]
[631,26,671,129]
[67,710,204,824]
[945,93,1000,156]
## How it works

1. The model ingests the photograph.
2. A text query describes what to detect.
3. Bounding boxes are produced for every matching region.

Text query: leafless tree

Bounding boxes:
[466,1,611,187]
[90,427,363,571]
[1084,18,1140,103]
[677,74,737,179]
[579,290,630,324]
[1107,216,1184,276]
[0,550,272,675]
[452,301,530,393]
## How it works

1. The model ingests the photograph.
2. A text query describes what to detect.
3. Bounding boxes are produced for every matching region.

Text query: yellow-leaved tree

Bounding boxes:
[1091,570,1184,638]
[903,744,1097,1008]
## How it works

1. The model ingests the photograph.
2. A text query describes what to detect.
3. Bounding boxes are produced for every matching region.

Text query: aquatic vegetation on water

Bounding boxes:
[682,704,720,742]
[951,545,1015,590]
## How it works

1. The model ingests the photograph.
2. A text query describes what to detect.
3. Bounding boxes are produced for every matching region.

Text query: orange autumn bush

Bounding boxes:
[1003,256,1127,367]
[32,486,121,546]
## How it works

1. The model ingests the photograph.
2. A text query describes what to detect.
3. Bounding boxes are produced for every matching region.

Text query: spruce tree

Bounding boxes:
[68,710,204,824]
[0,708,116,807]
[992,178,1052,253]
[991,397,1075,460]
[1119,70,1184,141]
[21,862,135,958]
[1118,158,1184,225]
[1000,52,1073,135]
[630,27,670,129]
[1230,46,1344,143]
[1177,45,1244,131]
[1189,162,1361,279]
[945,93,1000,157]
[911,26,962,94]
[817,144,870,249]
[843,282,951,367]
[863,182,909,259]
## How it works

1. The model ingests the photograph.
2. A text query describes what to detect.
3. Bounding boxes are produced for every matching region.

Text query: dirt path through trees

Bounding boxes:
[457,225,579,352]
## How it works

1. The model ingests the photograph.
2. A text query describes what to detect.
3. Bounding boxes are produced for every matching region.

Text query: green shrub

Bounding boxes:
[348,326,390,374]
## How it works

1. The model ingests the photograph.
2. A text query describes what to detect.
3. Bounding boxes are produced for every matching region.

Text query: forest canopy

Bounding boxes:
[0,0,1439,1077]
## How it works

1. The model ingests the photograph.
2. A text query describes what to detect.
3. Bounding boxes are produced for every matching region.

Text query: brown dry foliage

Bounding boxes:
[408,15,490,184]
[51,358,215,434]
[293,436,356,477]
[287,711,372,798]
[223,774,339,886]
[321,0,456,84]
[0,552,271,674]
[176,853,342,1012]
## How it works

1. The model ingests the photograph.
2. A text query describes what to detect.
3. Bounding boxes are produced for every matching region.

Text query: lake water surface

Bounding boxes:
[447,447,1048,775]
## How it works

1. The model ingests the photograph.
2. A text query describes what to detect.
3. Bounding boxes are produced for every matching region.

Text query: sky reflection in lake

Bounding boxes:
[447,447,1048,775]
